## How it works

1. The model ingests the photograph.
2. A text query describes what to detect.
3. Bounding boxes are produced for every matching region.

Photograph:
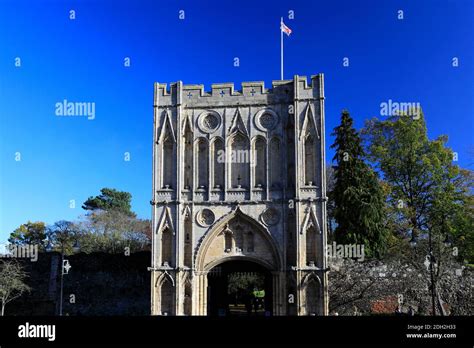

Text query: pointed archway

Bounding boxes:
[193,207,284,315]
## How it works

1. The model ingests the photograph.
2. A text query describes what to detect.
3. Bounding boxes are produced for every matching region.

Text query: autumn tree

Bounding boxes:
[79,188,151,253]
[46,220,80,255]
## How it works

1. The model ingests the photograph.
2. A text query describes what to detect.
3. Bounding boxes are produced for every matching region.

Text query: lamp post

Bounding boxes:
[59,244,65,316]
[56,240,79,316]
[45,241,65,316]
[46,222,80,316]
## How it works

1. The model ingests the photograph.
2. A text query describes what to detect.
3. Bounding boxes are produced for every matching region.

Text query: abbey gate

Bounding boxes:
[150,75,329,315]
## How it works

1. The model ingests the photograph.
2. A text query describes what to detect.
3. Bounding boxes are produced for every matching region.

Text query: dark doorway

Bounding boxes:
[207,260,273,316]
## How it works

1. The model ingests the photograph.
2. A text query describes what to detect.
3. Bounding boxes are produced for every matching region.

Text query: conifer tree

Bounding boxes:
[330,111,387,258]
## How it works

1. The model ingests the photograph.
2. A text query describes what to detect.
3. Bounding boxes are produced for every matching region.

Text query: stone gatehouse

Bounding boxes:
[150,75,328,315]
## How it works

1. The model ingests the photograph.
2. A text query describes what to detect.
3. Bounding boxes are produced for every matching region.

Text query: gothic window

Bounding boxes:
[287,212,296,266]
[286,115,295,189]
[306,278,319,315]
[224,229,233,252]
[162,137,174,188]
[184,281,192,315]
[246,231,255,252]
[306,225,317,265]
[184,217,192,268]
[161,278,174,315]
[253,137,266,188]
[161,227,172,266]
[301,106,318,187]
[230,133,249,188]
[212,138,224,189]
[234,226,244,251]
[269,137,281,189]
[197,138,208,189]
[183,123,193,190]
[304,134,316,186]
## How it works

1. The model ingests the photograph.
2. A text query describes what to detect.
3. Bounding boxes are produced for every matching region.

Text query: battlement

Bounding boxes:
[154,74,324,104]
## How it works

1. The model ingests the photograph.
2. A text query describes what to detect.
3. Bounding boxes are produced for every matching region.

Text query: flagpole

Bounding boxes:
[280,17,283,80]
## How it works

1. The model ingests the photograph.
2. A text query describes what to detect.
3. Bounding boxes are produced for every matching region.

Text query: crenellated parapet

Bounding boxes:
[154,75,324,109]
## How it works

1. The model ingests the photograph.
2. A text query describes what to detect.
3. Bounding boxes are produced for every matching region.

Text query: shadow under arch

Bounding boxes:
[206,258,273,316]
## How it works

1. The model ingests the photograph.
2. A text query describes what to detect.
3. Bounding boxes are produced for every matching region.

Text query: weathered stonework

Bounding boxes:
[150,75,329,315]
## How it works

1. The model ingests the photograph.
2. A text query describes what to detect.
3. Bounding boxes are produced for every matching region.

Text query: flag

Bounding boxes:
[281,21,292,36]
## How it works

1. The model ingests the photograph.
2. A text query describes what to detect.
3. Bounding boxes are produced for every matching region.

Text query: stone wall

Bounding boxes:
[5,251,150,316]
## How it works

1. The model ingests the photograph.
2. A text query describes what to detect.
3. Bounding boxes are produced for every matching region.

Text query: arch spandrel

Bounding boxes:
[195,207,282,272]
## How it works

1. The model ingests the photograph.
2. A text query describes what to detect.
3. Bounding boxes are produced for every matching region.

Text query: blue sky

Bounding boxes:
[0,0,473,243]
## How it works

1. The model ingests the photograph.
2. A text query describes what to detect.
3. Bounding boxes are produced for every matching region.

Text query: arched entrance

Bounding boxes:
[207,260,273,316]
[193,207,284,315]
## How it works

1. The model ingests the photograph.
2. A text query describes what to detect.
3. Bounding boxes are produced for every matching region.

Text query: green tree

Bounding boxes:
[82,188,135,217]
[326,164,336,239]
[451,169,474,262]
[330,110,388,258]
[363,111,474,315]
[227,272,264,295]
[429,167,474,263]
[363,113,435,239]
[8,221,47,250]
[363,112,473,261]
